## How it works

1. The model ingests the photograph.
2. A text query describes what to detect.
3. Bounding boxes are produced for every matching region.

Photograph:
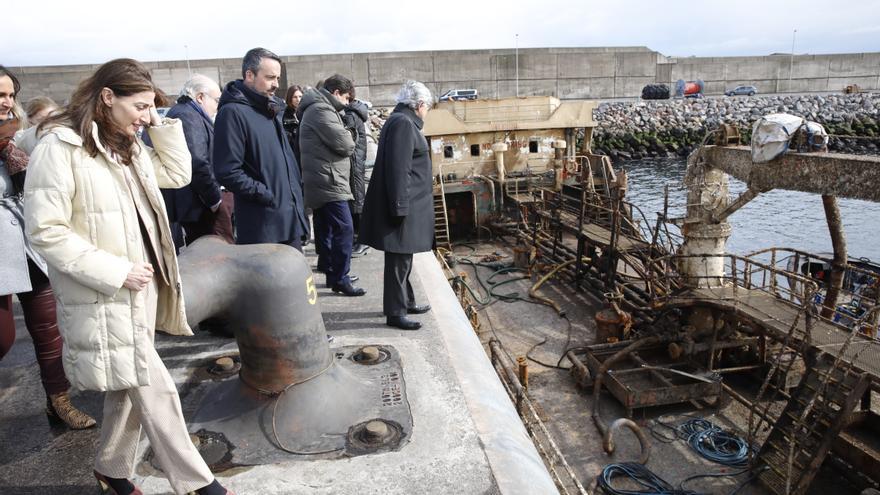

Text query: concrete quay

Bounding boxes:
[0,245,555,495]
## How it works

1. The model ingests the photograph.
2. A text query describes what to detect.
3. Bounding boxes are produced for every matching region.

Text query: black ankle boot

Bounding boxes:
[196,479,234,495]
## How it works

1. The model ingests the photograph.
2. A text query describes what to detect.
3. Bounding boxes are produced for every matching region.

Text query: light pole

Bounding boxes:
[788,29,797,93]
[515,34,519,98]
[185,45,192,76]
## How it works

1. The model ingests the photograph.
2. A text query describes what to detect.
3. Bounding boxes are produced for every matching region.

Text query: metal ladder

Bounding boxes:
[756,351,869,495]
[434,180,451,250]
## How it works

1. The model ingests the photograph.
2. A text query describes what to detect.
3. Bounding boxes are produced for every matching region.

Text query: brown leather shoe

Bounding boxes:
[47,392,96,430]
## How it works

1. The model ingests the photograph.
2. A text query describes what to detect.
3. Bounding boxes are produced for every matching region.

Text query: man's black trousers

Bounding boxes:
[384,251,415,317]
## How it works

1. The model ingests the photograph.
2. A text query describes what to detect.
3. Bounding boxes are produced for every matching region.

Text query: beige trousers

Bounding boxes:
[94,279,214,494]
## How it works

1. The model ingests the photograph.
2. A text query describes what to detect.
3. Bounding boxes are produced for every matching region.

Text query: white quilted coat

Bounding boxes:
[23,119,192,391]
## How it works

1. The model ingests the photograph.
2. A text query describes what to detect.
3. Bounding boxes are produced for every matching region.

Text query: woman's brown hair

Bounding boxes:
[285,85,303,107]
[41,58,155,165]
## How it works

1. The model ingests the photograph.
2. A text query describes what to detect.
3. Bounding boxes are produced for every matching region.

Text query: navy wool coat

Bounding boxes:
[162,98,222,224]
[359,104,434,254]
[213,80,307,244]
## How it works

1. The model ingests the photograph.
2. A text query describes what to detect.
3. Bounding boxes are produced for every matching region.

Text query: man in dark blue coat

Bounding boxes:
[161,74,234,251]
[214,47,307,249]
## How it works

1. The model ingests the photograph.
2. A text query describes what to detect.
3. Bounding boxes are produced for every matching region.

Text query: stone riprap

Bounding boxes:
[591,93,880,161]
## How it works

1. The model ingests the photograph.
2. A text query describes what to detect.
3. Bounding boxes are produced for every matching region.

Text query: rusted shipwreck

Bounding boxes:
[424,96,880,495]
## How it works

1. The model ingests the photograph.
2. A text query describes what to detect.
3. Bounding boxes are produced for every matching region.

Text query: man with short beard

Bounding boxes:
[213,47,307,249]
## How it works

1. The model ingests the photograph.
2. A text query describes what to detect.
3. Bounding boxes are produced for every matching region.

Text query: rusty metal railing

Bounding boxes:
[744,247,880,338]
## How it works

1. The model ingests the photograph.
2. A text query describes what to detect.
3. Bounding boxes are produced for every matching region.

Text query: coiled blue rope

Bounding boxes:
[678,419,751,467]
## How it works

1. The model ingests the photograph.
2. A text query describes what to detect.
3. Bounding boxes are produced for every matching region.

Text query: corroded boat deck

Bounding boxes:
[666,286,880,382]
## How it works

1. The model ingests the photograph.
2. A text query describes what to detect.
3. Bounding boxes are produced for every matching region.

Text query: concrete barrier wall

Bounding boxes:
[12,47,880,106]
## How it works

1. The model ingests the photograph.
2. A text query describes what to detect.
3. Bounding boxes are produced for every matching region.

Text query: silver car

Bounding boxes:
[725,85,757,96]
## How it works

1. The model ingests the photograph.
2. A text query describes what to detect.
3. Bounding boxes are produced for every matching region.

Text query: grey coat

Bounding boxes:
[298,88,356,210]
[0,161,47,296]
[359,104,434,254]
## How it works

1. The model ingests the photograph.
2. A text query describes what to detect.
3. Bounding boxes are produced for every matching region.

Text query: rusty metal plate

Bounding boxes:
[183,345,412,470]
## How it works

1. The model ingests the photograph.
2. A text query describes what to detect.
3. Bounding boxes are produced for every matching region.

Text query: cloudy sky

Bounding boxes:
[7,0,879,67]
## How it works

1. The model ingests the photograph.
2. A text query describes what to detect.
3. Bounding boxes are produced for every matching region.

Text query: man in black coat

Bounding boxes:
[161,74,234,251]
[213,47,307,249]
[342,99,370,256]
[359,81,434,330]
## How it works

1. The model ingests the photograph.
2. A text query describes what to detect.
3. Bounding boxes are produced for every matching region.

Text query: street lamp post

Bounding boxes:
[515,34,519,98]
[788,29,797,93]
[185,45,192,76]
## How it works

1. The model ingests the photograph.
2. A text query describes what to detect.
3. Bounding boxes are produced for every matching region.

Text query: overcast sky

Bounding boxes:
[7,0,879,67]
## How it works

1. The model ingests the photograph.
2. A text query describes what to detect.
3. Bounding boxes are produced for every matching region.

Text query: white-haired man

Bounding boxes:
[161,73,233,249]
[359,80,434,330]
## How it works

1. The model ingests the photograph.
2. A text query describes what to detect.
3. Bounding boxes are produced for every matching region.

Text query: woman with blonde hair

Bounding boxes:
[24,95,58,126]
[24,58,233,495]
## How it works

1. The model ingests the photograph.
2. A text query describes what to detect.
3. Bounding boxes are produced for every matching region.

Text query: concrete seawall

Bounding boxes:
[12,47,880,106]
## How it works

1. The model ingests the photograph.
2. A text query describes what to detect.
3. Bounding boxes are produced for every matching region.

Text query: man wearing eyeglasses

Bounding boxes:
[160,73,232,250]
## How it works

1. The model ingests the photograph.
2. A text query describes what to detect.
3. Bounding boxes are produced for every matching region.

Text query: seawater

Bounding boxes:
[623,158,880,263]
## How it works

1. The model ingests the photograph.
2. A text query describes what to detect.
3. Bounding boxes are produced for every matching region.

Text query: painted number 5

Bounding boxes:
[306,275,317,305]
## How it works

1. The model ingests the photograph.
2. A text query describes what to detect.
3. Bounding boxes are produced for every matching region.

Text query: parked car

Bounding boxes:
[439,89,478,102]
[725,85,757,96]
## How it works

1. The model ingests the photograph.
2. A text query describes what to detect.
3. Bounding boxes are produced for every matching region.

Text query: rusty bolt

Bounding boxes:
[215,357,235,371]
[361,346,380,362]
[364,420,389,442]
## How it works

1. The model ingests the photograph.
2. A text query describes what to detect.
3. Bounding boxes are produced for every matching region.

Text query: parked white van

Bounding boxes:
[439,89,479,102]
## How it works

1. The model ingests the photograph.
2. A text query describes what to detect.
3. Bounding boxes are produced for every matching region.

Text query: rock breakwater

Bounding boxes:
[591,93,880,160]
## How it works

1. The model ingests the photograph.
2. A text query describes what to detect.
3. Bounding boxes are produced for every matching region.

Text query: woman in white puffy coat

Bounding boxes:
[24,59,232,495]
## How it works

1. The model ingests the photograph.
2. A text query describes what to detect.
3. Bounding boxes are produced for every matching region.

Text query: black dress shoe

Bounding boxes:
[387,316,422,330]
[332,282,366,296]
[407,304,431,314]
[352,244,370,256]
[349,274,359,283]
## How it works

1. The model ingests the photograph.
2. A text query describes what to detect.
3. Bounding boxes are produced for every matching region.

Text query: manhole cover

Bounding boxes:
[346,418,404,455]
[146,429,238,473]
[350,345,390,365]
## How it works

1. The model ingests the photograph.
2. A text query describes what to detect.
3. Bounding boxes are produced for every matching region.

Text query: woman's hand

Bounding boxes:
[123,262,154,291]
[148,107,162,127]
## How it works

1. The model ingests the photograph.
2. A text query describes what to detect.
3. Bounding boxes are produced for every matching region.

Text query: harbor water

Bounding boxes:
[623,158,880,263]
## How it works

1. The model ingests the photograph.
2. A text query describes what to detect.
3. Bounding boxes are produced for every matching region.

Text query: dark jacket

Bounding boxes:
[161,97,222,224]
[298,87,355,210]
[282,106,301,166]
[343,100,369,214]
[359,103,434,254]
[213,80,307,245]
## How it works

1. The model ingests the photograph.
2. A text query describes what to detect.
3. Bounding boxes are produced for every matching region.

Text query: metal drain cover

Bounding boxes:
[146,429,239,474]
[346,418,404,455]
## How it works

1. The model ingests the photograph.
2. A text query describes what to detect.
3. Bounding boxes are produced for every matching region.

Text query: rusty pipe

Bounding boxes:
[604,418,651,465]
[178,236,331,394]
[820,195,847,319]
[591,336,662,462]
